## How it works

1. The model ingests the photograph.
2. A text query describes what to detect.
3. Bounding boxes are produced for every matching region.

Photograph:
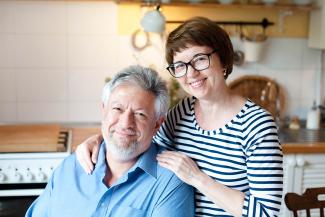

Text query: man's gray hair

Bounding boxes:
[102,65,169,119]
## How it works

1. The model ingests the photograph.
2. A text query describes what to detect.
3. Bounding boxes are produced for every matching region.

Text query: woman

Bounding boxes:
[76,17,283,217]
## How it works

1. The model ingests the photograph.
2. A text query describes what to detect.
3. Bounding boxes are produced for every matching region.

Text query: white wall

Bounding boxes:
[0,0,322,124]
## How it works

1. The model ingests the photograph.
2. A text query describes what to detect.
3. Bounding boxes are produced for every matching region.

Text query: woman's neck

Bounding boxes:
[194,91,245,130]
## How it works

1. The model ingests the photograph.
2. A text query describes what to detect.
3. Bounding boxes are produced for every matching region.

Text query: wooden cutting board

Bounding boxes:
[0,124,61,152]
[70,127,100,151]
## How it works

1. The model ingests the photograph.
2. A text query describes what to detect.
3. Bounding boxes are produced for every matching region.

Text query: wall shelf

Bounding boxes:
[114,0,317,11]
[117,0,312,37]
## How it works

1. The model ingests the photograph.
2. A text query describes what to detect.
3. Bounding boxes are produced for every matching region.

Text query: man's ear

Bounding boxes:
[153,116,165,133]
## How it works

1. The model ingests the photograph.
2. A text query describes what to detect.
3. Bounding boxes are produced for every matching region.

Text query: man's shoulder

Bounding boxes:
[53,153,78,175]
[154,146,187,186]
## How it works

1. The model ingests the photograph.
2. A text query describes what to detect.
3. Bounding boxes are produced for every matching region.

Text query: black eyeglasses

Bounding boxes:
[166,50,216,78]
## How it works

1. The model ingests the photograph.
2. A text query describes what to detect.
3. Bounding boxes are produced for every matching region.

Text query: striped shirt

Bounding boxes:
[153,96,283,217]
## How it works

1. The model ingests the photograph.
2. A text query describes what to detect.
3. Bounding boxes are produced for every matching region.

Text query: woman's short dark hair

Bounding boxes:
[166,17,234,79]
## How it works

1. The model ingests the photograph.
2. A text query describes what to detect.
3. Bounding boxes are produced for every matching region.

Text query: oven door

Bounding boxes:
[0,183,45,217]
[0,196,37,217]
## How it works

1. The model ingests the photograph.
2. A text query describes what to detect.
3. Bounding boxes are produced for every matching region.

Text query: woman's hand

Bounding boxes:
[75,134,102,174]
[157,151,202,186]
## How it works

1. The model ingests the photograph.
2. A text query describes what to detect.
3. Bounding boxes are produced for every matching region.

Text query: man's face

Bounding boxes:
[101,84,162,162]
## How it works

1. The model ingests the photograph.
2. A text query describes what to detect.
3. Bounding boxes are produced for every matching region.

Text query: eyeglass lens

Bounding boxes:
[168,53,211,78]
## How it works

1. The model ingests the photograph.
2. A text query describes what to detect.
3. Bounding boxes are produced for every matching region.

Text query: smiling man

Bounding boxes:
[25,65,194,217]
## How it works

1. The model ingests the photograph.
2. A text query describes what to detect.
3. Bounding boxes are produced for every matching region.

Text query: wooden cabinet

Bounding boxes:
[308,0,325,49]
[117,1,313,37]
[115,0,315,9]
[281,154,325,217]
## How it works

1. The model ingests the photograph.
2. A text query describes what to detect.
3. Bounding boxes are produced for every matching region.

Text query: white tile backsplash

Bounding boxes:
[0,1,15,33]
[68,101,101,122]
[300,69,317,100]
[0,102,17,123]
[0,35,16,67]
[13,35,67,68]
[16,69,67,101]
[17,102,67,122]
[0,69,16,101]
[67,1,117,35]
[301,43,322,70]
[68,68,109,101]
[67,35,118,68]
[116,35,139,69]
[0,0,323,123]
[13,1,67,34]
[262,38,304,69]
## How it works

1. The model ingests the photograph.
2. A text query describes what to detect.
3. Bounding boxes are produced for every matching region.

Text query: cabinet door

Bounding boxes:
[294,154,325,192]
[280,155,296,217]
[293,154,325,217]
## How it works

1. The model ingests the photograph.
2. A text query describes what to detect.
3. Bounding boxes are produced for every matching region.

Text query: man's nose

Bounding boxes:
[119,111,135,127]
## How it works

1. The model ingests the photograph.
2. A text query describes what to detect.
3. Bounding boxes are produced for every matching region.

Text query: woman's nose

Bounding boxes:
[186,65,200,78]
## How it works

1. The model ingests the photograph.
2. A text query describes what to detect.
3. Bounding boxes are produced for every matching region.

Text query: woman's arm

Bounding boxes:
[75,134,102,174]
[157,151,244,217]
[157,124,283,217]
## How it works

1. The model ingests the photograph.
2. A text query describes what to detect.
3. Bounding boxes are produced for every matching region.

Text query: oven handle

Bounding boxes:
[0,189,43,197]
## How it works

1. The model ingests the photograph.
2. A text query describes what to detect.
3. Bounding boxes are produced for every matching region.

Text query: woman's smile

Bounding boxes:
[189,78,207,88]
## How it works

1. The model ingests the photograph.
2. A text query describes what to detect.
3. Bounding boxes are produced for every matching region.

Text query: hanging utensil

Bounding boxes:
[233,26,245,66]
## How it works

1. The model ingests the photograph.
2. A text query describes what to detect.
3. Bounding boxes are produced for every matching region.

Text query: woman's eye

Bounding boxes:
[174,63,186,73]
[193,55,207,62]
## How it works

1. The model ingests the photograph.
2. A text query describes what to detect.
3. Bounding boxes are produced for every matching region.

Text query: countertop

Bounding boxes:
[279,128,325,154]
[2,123,323,154]
[66,124,325,154]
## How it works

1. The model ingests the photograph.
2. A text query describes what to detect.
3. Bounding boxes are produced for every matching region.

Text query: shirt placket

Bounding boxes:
[92,186,117,217]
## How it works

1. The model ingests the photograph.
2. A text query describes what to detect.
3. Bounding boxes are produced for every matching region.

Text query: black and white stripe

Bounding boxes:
[154,96,283,217]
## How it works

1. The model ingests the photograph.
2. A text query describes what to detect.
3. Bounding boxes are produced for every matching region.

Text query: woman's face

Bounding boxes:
[172,45,225,100]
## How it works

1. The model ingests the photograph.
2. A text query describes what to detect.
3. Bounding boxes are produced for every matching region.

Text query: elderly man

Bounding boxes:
[25,65,194,217]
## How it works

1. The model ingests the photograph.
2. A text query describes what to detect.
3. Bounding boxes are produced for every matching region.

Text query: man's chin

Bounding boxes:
[108,148,139,162]
[105,140,139,162]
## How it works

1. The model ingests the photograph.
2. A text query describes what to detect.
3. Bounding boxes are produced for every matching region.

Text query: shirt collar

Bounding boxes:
[95,141,158,180]
[136,142,158,179]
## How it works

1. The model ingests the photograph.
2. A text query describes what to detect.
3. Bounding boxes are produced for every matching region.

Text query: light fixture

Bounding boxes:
[140,5,166,33]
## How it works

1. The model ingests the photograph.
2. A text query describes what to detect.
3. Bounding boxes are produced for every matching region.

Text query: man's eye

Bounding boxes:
[112,107,122,111]
[135,112,146,118]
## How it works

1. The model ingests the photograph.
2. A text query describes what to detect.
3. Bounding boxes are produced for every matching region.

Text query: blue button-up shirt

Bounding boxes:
[26,142,194,217]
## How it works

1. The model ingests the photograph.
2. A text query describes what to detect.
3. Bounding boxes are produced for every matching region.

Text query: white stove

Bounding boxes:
[0,129,72,197]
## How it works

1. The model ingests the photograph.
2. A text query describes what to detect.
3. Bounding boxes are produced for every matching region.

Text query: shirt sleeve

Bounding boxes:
[242,118,283,217]
[151,178,195,217]
[25,175,54,217]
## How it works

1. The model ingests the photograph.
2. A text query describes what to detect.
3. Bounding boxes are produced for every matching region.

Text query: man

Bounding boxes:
[25,65,194,217]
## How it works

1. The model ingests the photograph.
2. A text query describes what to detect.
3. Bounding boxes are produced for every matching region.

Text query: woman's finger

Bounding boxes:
[76,145,94,174]
[91,140,100,164]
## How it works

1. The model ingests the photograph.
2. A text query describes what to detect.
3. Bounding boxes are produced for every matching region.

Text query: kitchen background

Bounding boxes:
[0,0,324,124]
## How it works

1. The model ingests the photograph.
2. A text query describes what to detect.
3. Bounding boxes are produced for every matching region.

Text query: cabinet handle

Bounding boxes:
[296,157,306,167]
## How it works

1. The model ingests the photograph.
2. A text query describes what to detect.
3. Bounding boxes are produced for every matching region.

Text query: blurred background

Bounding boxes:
[0,0,324,125]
